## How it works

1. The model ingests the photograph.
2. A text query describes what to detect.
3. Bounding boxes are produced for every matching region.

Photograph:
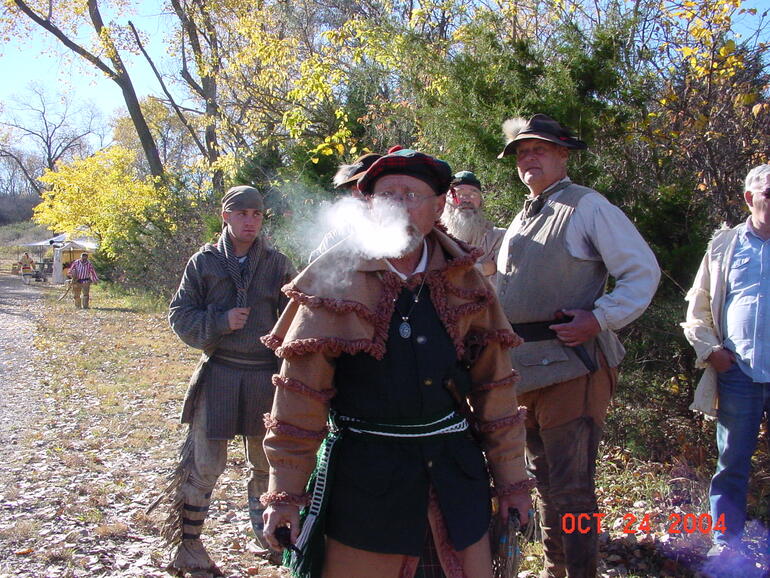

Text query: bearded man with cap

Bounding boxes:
[159,186,296,576]
[260,148,533,577]
[440,171,506,277]
[496,115,660,577]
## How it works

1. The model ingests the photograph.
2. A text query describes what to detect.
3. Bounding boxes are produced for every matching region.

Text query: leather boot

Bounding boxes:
[538,497,567,578]
[82,296,89,309]
[74,297,82,309]
[561,510,599,578]
[537,417,603,578]
[167,491,223,577]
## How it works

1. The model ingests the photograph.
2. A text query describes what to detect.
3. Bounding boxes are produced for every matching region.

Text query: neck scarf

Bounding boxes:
[215,232,265,307]
[522,179,571,220]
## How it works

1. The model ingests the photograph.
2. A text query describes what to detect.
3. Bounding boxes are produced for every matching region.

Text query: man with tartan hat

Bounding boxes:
[260,148,533,577]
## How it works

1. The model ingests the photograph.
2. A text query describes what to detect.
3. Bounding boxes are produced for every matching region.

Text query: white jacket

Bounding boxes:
[681,224,742,416]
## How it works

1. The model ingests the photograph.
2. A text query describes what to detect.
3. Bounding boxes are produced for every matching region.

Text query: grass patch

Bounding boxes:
[94,523,129,538]
[0,520,40,543]
[98,281,170,313]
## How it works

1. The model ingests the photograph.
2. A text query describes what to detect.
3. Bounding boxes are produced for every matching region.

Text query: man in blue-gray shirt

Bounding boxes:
[683,164,770,563]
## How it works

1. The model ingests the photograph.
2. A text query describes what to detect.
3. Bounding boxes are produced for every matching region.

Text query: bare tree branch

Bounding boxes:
[127,20,208,158]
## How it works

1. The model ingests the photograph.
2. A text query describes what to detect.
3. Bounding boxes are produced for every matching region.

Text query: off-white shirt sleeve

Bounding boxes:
[560,190,660,331]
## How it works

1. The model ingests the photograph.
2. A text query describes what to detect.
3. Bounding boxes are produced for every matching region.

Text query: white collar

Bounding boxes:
[386,240,428,280]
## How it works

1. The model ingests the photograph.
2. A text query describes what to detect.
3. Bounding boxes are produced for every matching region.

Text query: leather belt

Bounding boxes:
[510,320,557,342]
[210,351,277,371]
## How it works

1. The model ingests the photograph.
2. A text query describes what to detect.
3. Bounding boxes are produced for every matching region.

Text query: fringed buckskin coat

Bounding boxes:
[261,228,531,559]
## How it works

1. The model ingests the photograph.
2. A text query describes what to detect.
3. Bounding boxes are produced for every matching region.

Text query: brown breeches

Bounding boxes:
[518,359,617,578]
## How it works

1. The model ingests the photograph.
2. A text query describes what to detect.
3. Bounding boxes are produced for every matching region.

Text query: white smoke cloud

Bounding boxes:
[295,195,418,294]
[319,196,416,260]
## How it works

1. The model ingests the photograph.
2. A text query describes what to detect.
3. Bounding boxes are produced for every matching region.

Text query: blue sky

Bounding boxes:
[0,1,171,123]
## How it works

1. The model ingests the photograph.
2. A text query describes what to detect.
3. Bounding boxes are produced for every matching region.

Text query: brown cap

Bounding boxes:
[498,114,587,158]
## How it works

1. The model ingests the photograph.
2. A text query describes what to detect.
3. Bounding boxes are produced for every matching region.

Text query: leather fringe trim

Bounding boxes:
[444,284,493,301]
[263,413,328,440]
[275,337,387,360]
[272,375,336,403]
[399,556,420,578]
[427,486,467,578]
[425,271,462,358]
[260,333,283,351]
[259,490,310,508]
[493,477,538,497]
[473,372,518,393]
[427,271,491,360]
[145,427,195,546]
[475,328,523,350]
[446,247,484,271]
[283,286,379,325]
[265,273,401,361]
[477,406,527,433]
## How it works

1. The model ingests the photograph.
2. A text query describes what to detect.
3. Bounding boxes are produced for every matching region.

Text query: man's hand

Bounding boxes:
[549,309,601,347]
[263,504,300,551]
[226,307,251,331]
[708,348,735,373]
[499,492,532,527]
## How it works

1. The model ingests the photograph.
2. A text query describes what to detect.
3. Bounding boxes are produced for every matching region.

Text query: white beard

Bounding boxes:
[441,203,489,244]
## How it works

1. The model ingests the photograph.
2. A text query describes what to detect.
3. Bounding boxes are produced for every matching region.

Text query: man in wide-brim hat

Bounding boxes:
[260,148,533,577]
[496,114,660,577]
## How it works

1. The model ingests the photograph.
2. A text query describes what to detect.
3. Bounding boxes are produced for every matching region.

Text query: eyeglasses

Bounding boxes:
[371,190,436,207]
[452,188,480,198]
[450,189,481,202]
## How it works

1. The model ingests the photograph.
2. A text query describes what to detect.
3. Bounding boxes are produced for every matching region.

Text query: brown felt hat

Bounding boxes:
[498,114,588,158]
[333,153,383,188]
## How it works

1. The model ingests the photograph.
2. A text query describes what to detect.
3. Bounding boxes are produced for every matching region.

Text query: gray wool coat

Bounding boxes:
[169,234,296,438]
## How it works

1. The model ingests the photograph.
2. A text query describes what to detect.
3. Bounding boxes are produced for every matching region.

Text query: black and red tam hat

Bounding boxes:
[498,113,588,158]
[357,148,452,196]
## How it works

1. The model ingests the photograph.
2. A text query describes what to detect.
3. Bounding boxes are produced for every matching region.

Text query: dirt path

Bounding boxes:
[0,275,287,577]
[0,273,48,487]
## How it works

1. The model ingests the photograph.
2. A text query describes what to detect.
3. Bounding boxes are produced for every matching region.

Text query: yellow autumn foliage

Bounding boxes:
[34,147,170,258]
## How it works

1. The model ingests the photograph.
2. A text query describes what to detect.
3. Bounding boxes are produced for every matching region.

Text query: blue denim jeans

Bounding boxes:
[710,363,770,546]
